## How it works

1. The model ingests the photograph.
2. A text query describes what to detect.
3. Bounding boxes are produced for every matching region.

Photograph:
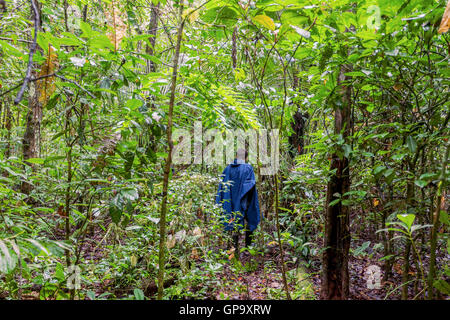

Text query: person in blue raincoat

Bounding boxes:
[216,148,261,248]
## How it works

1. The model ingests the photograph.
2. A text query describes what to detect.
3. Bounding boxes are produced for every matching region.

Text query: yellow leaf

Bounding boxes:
[252,15,275,31]
[130,255,137,267]
[104,0,127,51]
[183,8,199,23]
[37,44,58,105]
[373,198,380,207]
[438,1,450,34]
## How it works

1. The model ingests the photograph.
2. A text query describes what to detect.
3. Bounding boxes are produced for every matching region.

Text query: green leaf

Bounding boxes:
[90,35,114,50]
[25,239,50,256]
[329,198,341,207]
[125,99,144,109]
[392,153,406,161]
[353,241,370,256]
[433,279,450,295]
[383,168,394,178]
[344,71,366,77]
[37,32,51,55]
[79,20,93,38]
[109,201,122,224]
[120,188,139,201]
[343,144,352,158]
[373,165,386,175]
[52,130,67,141]
[410,224,432,233]
[134,288,145,300]
[0,40,24,58]
[397,214,415,230]
[59,32,84,46]
[26,158,45,165]
[253,15,275,31]
[356,30,379,40]
[87,291,96,300]
[0,240,17,274]
[414,180,428,188]
[440,210,449,226]
[419,173,437,180]
[406,136,417,153]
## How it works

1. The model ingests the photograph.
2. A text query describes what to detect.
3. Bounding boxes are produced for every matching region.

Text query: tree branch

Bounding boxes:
[14,0,39,105]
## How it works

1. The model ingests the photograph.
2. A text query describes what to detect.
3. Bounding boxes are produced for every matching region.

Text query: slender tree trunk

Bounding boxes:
[21,70,43,194]
[381,187,394,282]
[401,237,411,299]
[157,0,184,300]
[63,0,69,32]
[82,4,88,22]
[289,64,308,157]
[274,174,291,299]
[146,2,160,74]
[21,2,42,195]
[145,1,160,153]
[66,145,73,299]
[5,103,12,160]
[321,63,352,300]
[231,26,237,69]
[427,143,449,299]
[402,164,417,299]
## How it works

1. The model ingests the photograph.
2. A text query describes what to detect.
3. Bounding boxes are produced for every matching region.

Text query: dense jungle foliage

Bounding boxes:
[0,0,449,300]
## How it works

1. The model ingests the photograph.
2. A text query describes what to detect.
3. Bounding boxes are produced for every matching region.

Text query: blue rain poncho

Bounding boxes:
[215,160,261,232]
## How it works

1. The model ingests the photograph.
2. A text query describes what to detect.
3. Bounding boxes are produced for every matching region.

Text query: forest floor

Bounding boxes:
[9,190,448,300]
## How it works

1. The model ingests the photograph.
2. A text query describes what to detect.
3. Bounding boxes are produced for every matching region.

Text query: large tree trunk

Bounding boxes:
[321,63,352,300]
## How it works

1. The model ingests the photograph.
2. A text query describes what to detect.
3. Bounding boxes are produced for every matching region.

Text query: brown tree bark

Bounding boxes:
[289,64,308,157]
[21,1,42,195]
[401,178,415,299]
[145,1,160,153]
[146,2,160,74]
[157,0,185,300]
[427,143,449,299]
[232,26,237,69]
[321,63,352,300]
[5,103,12,160]
[21,70,43,194]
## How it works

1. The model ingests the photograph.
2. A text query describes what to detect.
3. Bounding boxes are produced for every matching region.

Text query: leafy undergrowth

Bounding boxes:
[0,172,317,300]
[0,173,448,300]
[1,170,448,300]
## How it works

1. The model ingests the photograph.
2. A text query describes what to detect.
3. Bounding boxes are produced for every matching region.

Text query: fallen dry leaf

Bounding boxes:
[438,1,450,34]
